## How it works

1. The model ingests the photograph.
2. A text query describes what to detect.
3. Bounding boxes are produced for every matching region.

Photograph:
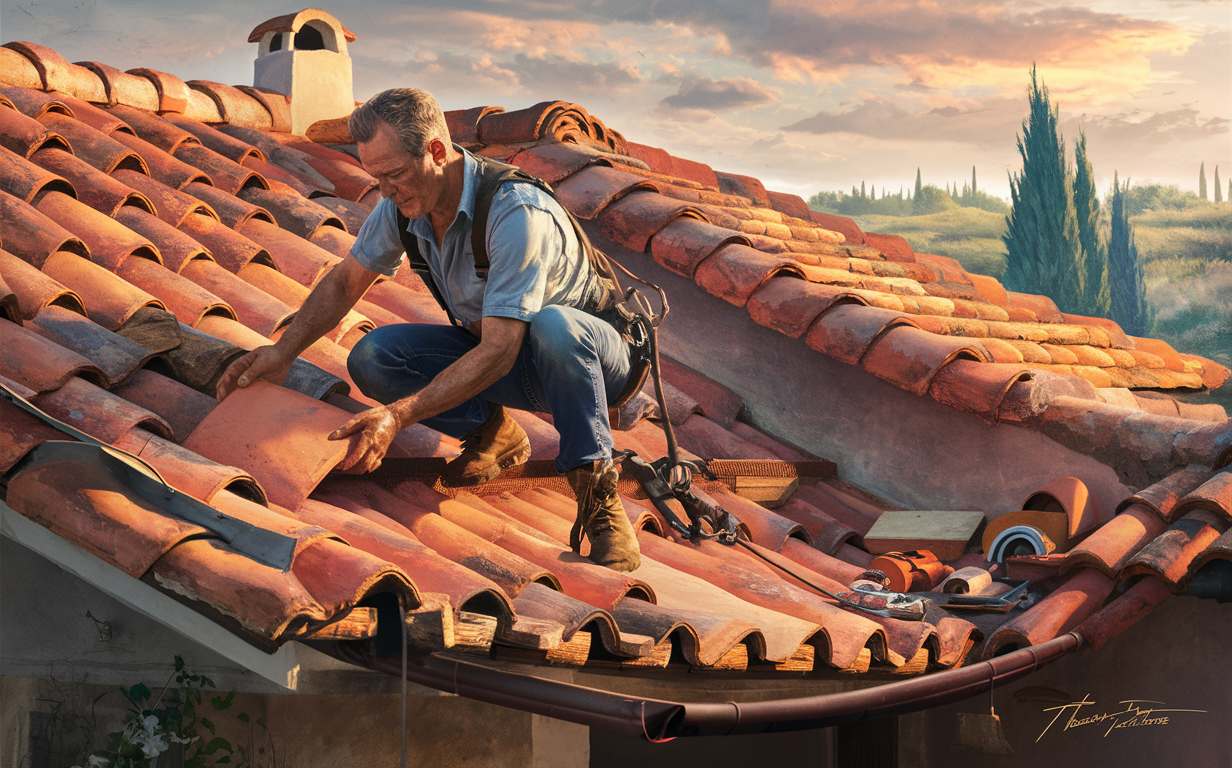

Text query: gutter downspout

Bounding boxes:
[338,631,1083,740]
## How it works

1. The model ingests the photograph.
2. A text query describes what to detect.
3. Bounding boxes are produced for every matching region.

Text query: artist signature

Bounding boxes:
[1037,695,1206,741]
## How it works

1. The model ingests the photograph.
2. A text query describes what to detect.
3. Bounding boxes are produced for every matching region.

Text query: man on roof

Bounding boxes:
[216,87,641,572]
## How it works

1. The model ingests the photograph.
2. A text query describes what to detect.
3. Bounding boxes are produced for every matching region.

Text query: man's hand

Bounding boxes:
[216,345,294,401]
[329,405,403,474]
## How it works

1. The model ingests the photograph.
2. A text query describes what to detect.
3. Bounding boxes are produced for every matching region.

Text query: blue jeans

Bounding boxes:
[347,305,632,473]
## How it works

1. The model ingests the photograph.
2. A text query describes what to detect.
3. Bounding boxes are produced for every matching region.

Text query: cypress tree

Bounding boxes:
[1073,131,1110,317]
[1108,173,1150,335]
[1002,65,1085,312]
[914,168,922,199]
[1199,162,1207,199]
[861,180,866,198]
[1216,166,1223,203]
[972,166,977,195]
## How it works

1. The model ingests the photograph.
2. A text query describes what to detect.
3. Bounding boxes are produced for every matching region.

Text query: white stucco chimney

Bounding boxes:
[249,9,355,135]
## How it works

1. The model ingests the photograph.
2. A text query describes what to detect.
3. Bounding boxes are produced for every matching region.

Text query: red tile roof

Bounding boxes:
[1,38,1230,710]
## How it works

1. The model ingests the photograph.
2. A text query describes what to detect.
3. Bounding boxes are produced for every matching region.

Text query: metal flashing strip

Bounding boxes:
[1,500,302,689]
[2,383,296,570]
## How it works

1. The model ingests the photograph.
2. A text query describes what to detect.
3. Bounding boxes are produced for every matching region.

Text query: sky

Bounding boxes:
[3,0,1230,203]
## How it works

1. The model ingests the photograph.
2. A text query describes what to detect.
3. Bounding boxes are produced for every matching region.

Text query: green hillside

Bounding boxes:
[848,204,1232,404]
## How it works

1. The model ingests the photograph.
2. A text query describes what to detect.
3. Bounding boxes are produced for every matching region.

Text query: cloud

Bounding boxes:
[659,75,780,113]
[782,96,1025,147]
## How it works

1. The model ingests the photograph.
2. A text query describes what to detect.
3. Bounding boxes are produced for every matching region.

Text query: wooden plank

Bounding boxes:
[453,611,497,654]
[892,648,930,676]
[496,616,565,650]
[734,476,799,508]
[772,643,815,672]
[837,647,873,674]
[302,607,379,640]
[404,593,454,649]
[545,631,592,666]
[493,630,593,667]
[620,639,672,669]
[864,510,986,560]
[701,643,748,671]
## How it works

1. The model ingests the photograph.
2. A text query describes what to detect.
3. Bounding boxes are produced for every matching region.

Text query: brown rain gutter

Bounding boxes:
[337,631,1082,740]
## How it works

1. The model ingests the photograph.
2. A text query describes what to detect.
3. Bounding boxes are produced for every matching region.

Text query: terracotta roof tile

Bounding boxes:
[41,250,164,328]
[180,259,294,336]
[307,225,356,261]
[31,147,152,215]
[33,375,173,442]
[239,184,345,237]
[1,318,108,391]
[6,457,209,575]
[27,304,156,386]
[176,211,268,271]
[2,42,107,102]
[247,10,358,44]
[2,38,1229,693]
[238,217,339,285]
[123,67,191,113]
[0,145,76,204]
[35,190,158,267]
[0,46,42,90]
[1,249,86,319]
[183,81,272,131]
[0,102,72,158]
[74,61,159,111]
[1121,508,1227,587]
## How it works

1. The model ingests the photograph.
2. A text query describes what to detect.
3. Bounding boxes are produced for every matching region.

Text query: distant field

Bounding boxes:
[854,208,1009,278]
[845,204,1232,405]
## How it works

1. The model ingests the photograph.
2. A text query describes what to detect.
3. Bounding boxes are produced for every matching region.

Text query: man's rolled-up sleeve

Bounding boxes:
[349,197,406,277]
[481,198,561,322]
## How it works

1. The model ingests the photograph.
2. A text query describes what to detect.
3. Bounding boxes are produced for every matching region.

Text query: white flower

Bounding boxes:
[140,732,168,758]
[88,757,111,768]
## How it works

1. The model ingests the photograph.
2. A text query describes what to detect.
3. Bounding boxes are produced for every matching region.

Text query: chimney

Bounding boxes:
[248,9,355,135]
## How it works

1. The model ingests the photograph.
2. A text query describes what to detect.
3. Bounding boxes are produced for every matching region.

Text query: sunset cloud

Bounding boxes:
[4,0,1227,197]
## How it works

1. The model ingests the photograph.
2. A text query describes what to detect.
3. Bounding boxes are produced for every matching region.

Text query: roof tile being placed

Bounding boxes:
[1,38,1229,702]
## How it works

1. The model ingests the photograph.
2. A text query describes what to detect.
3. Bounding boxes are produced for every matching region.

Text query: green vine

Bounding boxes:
[75,656,256,768]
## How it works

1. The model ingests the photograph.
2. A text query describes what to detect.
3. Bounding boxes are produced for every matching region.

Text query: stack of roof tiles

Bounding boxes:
[2,39,1230,683]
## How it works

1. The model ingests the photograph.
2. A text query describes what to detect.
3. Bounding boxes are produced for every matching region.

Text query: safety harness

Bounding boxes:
[393,152,924,620]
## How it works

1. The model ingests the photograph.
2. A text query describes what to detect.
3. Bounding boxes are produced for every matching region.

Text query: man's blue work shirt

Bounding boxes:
[349,148,597,329]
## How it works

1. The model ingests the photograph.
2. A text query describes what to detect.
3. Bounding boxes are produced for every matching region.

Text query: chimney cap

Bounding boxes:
[248,9,356,44]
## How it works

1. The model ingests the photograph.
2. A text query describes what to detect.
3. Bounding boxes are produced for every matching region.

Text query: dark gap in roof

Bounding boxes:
[48,294,87,316]
[202,304,236,320]
[320,217,346,232]
[250,251,276,268]
[31,179,77,206]
[358,591,404,656]
[140,357,177,379]
[34,135,73,155]
[269,32,283,52]
[624,585,653,602]
[533,574,559,589]
[122,195,157,216]
[294,25,325,51]
[114,155,147,174]
[992,642,1021,657]
[307,190,336,200]
[239,175,270,194]
[272,314,296,334]
[224,478,266,505]
[458,591,505,618]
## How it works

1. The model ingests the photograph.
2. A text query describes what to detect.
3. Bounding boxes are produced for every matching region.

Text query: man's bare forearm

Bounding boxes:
[388,318,525,429]
[275,258,378,359]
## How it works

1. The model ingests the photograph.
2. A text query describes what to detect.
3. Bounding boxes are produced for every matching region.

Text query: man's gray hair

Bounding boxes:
[349,88,450,157]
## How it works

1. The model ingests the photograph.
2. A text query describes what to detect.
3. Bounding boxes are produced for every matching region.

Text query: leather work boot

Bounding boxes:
[444,404,532,485]
[566,458,642,572]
